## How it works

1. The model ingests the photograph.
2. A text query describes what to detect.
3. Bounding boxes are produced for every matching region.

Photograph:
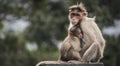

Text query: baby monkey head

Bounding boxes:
[70,24,83,39]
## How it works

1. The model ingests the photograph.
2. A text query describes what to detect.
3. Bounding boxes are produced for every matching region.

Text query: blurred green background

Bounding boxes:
[0,0,120,66]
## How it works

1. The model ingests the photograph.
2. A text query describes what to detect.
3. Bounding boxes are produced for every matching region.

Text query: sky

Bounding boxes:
[1,17,120,38]
[103,19,120,38]
[1,14,30,33]
[2,19,29,32]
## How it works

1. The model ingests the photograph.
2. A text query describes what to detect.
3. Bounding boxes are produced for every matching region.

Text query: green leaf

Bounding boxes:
[0,22,3,29]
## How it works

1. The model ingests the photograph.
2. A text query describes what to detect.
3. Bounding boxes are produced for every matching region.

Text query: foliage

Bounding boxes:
[0,22,3,29]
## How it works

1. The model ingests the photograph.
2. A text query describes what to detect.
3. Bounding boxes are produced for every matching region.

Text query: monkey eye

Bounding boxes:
[71,13,80,16]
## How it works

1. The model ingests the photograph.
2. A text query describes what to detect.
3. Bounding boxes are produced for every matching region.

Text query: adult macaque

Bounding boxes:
[67,3,106,62]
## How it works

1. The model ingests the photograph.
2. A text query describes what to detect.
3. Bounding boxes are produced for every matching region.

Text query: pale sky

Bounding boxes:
[1,14,29,32]
[103,19,120,38]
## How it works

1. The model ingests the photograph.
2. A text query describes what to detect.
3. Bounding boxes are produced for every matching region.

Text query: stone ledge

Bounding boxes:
[40,63,103,66]
[36,61,104,66]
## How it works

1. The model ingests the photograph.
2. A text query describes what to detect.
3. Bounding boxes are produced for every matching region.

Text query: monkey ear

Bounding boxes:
[92,16,96,21]
[82,12,88,16]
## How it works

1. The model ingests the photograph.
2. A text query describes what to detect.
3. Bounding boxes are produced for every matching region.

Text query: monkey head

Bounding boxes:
[70,24,83,39]
[68,3,88,25]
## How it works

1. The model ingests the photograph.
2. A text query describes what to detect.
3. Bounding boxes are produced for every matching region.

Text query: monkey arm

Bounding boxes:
[80,30,97,54]
[90,21,106,58]
[60,36,71,56]
[80,19,98,54]
[59,36,72,61]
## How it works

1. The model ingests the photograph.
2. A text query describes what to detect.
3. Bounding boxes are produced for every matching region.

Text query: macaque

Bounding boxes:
[68,3,106,62]
[59,4,84,62]
[59,25,82,61]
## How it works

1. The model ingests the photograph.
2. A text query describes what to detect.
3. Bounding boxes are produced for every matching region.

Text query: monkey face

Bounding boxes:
[70,25,82,39]
[69,5,87,26]
[70,10,82,25]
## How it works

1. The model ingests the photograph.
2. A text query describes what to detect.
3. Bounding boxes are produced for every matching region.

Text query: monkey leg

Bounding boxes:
[72,50,82,61]
[67,50,82,63]
[58,49,82,62]
[82,43,101,62]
